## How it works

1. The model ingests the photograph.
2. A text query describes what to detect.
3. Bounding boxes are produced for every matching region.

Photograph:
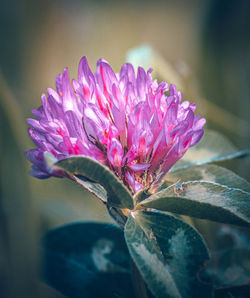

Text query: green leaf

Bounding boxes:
[124,210,212,298]
[55,156,134,209]
[43,222,135,298]
[141,165,250,227]
[171,130,250,171]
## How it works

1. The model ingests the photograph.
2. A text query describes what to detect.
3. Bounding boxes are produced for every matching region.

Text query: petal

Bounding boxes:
[107,138,124,168]
[62,68,78,113]
[129,163,150,172]
[47,95,64,119]
[193,116,206,131]
[190,129,204,147]
[41,93,53,121]
[30,167,50,179]
[96,59,118,95]
[64,110,84,139]
[120,63,136,85]
[47,88,61,103]
[78,56,95,86]
[27,118,46,133]
[136,66,147,100]
[55,73,63,95]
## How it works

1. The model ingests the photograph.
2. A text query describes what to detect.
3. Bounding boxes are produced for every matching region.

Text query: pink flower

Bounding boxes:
[26,57,205,194]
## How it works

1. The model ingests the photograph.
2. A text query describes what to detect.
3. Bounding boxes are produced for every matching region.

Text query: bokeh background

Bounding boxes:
[1,0,250,297]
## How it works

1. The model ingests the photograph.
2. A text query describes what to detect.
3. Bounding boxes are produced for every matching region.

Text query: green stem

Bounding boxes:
[106,205,127,227]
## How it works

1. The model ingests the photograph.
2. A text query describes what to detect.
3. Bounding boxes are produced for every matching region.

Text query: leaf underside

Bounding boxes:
[73,174,107,202]
[55,156,134,209]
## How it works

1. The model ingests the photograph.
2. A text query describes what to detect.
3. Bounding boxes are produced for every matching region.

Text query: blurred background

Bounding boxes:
[1,0,250,297]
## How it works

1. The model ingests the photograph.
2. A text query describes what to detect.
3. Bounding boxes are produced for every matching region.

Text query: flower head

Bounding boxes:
[26,57,205,194]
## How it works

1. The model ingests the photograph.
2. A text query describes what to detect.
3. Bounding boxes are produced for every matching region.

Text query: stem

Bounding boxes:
[106,205,127,228]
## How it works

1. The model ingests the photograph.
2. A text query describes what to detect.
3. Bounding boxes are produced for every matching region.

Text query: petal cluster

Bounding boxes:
[26,57,205,193]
